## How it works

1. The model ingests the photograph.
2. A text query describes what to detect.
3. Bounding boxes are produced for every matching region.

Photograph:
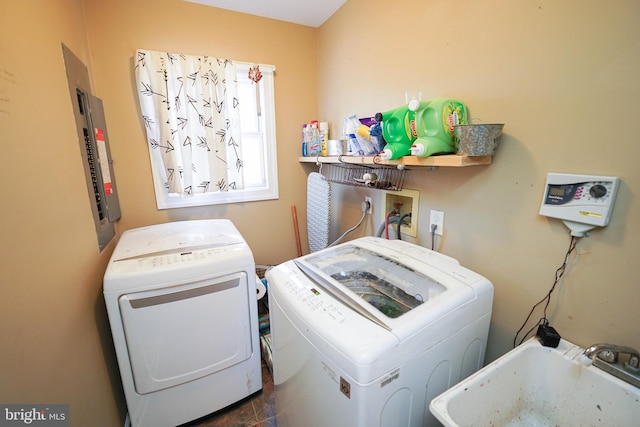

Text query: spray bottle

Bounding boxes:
[304,122,321,156]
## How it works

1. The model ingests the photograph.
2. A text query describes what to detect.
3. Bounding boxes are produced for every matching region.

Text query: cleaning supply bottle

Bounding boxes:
[375,106,417,160]
[409,98,468,157]
[304,123,321,156]
[369,121,385,153]
[343,115,376,155]
[319,122,329,156]
[301,124,308,156]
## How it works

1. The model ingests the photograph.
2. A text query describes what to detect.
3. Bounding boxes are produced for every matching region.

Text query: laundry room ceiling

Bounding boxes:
[184,0,348,27]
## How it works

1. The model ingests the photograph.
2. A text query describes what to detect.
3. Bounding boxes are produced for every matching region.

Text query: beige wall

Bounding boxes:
[318,0,640,361]
[0,0,124,424]
[1,0,317,425]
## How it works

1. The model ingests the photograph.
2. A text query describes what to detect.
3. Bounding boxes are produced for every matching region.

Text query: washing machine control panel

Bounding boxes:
[282,272,348,325]
[134,247,224,267]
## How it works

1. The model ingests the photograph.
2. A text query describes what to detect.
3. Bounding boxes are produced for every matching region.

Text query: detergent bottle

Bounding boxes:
[375,106,417,160]
[409,98,468,157]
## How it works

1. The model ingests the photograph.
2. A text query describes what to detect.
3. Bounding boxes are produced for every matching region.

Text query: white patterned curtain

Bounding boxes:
[134,49,243,195]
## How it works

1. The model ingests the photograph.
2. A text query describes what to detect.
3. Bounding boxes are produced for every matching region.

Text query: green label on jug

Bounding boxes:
[443,102,467,134]
[405,110,417,139]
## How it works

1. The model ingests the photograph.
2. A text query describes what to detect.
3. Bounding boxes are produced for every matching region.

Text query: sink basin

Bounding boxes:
[430,338,640,426]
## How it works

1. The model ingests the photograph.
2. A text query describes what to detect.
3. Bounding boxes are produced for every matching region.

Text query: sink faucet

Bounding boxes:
[583,343,640,388]
[584,343,640,365]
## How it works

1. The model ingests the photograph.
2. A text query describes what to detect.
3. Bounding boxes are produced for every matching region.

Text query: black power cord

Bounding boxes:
[513,234,579,348]
[430,223,438,250]
[396,212,411,240]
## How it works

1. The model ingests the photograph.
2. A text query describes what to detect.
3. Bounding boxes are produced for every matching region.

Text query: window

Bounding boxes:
[135,50,278,209]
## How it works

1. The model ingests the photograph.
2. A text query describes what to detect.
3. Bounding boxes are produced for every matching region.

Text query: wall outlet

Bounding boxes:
[429,209,444,236]
[364,196,373,215]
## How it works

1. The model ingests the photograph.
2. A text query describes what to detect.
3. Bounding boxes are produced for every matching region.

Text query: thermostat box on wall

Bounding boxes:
[539,173,620,227]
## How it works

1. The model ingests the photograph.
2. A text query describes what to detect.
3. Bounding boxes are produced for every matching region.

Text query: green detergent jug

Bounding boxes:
[375,107,417,160]
[409,98,468,157]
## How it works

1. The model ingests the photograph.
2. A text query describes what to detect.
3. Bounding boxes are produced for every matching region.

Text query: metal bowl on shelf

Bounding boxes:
[454,123,504,156]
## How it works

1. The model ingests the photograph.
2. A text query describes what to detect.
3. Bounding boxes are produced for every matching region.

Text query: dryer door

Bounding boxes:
[118,272,253,394]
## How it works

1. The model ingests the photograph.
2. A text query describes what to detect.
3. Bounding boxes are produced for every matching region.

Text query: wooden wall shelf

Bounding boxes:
[298,154,492,168]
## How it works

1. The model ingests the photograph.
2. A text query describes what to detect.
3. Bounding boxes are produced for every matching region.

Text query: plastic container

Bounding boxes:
[301,124,307,156]
[375,106,417,159]
[327,139,348,156]
[319,122,329,156]
[409,99,468,157]
[379,143,412,160]
[369,122,385,153]
[344,115,376,155]
[304,123,321,156]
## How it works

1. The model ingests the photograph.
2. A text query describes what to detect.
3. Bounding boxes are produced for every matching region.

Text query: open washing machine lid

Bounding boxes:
[293,237,485,335]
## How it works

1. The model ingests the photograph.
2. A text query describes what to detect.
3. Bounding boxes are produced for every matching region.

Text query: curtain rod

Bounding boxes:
[235,61,276,72]
[137,48,275,71]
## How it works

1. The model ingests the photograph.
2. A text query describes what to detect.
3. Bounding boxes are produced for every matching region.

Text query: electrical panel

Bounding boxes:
[87,94,121,223]
[63,44,121,250]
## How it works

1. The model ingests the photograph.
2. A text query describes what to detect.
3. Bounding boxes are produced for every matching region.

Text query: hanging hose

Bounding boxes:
[397,213,411,240]
[384,209,396,239]
[376,215,410,239]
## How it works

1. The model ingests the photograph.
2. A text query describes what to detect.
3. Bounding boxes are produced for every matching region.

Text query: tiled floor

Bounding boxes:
[182,360,277,427]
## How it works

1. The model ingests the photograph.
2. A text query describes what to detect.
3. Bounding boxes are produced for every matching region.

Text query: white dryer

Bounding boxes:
[103,219,262,427]
[265,237,494,427]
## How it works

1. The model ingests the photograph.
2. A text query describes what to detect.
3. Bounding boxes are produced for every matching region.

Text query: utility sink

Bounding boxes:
[430,338,640,426]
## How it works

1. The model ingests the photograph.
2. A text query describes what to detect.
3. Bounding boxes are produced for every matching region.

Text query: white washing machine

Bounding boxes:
[265,237,494,427]
[103,219,262,427]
